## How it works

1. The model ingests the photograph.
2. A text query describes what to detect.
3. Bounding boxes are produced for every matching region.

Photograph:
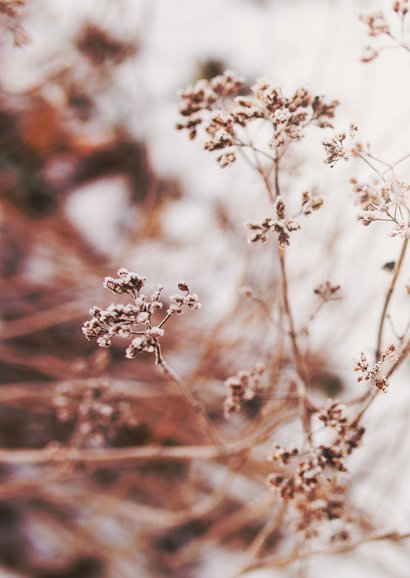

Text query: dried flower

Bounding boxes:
[322,132,349,167]
[177,70,339,166]
[351,177,410,238]
[247,197,301,248]
[359,4,410,62]
[354,345,399,392]
[267,399,365,534]
[314,281,341,302]
[223,362,265,417]
[301,191,324,215]
[359,10,390,37]
[83,269,201,360]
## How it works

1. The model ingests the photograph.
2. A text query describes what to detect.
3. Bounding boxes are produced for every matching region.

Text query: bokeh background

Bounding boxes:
[0,0,410,577]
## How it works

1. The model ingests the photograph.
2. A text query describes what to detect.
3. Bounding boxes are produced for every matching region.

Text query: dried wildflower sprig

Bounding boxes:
[177,67,406,547]
[300,281,342,336]
[83,269,200,360]
[223,362,265,418]
[351,177,410,238]
[179,73,330,442]
[323,116,410,391]
[360,2,410,62]
[322,123,358,167]
[267,400,364,536]
[83,270,220,447]
[247,197,300,248]
[314,281,341,303]
[177,70,339,171]
[299,190,324,216]
[354,344,399,393]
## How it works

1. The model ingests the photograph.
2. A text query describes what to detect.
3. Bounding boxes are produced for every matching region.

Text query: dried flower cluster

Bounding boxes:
[267,400,365,535]
[223,362,265,417]
[53,380,137,448]
[350,177,410,238]
[360,2,410,62]
[83,269,201,360]
[322,132,350,167]
[300,190,324,215]
[314,281,341,302]
[322,124,358,167]
[247,196,301,247]
[177,70,339,167]
[354,345,399,392]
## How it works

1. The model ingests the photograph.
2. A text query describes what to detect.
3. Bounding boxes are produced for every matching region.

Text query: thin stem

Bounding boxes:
[235,142,276,163]
[237,136,276,204]
[358,152,386,181]
[234,504,286,577]
[235,528,410,574]
[155,346,222,449]
[278,249,313,444]
[376,237,408,360]
[273,156,280,198]
[391,151,410,170]
[270,152,313,442]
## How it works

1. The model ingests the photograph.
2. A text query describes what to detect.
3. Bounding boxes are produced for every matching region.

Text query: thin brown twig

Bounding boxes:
[376,237,408,360]
[235,529,410,574]
[155,345,222,449]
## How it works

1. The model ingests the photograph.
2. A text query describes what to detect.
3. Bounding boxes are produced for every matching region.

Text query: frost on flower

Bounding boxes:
[267,398,365,535]
[354,345,399,393]
[223,362,265,417]
[351,178,410,238]
[247,197,301,248]
[177,69,339,166]
[83,269,201,360]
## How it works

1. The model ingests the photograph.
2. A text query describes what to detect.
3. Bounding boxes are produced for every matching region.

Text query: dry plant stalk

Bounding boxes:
[80,5,410,566]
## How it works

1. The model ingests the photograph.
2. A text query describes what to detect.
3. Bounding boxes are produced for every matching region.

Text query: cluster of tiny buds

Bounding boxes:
[247,197,300,248]
[53,380,137,448]
[267,399,365,531]
[351,178,410,238]
[314,281,341,302]
[317,400,365,459]
[394,0,409,16]
[318,400,347,431]
[177,69,339,167]
[223,362,265,418]
[359,2,410,62]
[360,10,390,37]
[354,344,399,393]
[268,443,299,465]
[300,191,324,216]
[322,124,357,167]
[82,270,201,360]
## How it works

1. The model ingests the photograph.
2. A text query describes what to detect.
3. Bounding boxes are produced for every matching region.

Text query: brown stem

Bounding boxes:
[0,444,227,466]
[155,346,222,449]
[237,503,286,575]
[278,249,313,443]
[235,528,410,575]
[274,156,280,198]
[376,237,408,360]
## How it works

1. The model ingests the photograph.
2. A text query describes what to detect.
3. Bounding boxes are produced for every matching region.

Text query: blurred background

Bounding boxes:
[0,0,410,577]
